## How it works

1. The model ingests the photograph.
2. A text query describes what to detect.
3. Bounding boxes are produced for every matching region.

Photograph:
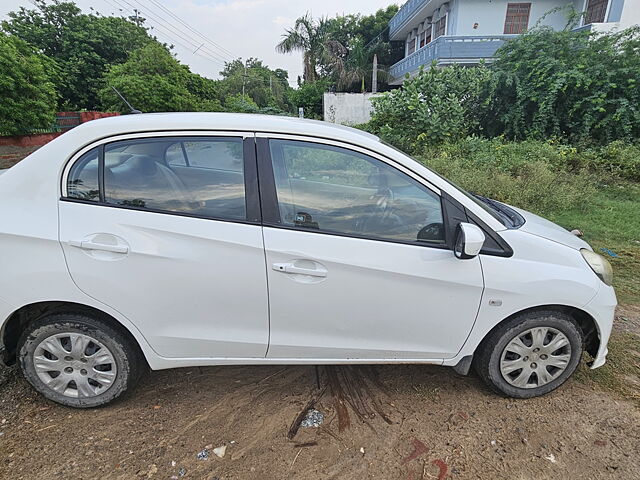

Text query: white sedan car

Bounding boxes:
[0,113,616,407]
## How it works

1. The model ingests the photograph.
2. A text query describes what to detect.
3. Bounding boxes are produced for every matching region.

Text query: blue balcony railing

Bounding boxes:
[389,35,517,81]
[389,0,431,39]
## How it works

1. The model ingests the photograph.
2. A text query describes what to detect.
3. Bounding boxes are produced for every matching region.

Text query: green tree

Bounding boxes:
[289,79,332,119]
[276,12,332,83]
[0,32,57,135]
[484,26,640,143]
[2,0,156,109]
[219,58,292,111]
[99,43,222,113]
[328,38,388,92]
[324,5,401,90]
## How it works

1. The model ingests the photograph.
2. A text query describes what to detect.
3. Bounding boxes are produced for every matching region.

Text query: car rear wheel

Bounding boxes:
[18,313,141,408]
[475,311,583,398]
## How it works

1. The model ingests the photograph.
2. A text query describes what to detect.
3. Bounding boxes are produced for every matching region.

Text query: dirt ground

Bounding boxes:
[0,307,639,480]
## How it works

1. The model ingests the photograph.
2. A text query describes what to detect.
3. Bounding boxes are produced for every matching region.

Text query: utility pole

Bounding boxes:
[242,61,247,99]
[372,54,378,94]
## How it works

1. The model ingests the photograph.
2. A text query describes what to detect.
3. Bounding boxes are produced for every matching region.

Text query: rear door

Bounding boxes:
[259,136,485,360]
[58,133,269,359]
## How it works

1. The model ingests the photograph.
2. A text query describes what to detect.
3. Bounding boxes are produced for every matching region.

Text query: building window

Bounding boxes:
[419,29,431,48]
[584,0,608,24]
[504,3,531,34]
[407,37,416,55]
[433,16,447,40]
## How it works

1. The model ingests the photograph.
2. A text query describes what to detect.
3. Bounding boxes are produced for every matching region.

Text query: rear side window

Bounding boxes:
[65,137,247,221]
[67,147,100,201]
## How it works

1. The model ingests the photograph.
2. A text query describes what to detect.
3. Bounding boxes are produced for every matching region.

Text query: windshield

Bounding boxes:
[380,141,522,228]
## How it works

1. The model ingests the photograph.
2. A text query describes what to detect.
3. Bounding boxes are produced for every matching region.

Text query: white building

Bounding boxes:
[388,0,640,84]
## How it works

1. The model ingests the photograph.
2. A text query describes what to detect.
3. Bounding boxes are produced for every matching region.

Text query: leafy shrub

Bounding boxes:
[481,27,640,144]
[0,32,57,135]
[368,64,491,149]
[416,138,597,215]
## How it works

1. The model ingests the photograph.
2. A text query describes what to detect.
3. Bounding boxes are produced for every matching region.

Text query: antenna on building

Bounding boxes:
[111,86,142,114]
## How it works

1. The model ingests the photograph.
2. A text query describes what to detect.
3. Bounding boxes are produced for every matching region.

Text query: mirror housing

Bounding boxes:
[454,223,486,259]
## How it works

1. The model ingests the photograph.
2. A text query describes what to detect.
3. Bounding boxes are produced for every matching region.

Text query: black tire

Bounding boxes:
[18,313,142,408]
[475,310,583,399]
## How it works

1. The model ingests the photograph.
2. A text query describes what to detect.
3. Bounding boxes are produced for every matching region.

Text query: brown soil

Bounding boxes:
[1,308,639,480]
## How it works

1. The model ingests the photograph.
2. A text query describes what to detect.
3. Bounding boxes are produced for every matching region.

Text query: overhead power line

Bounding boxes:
[102,0,229,68]
[142,0,236,59]
[125,0,232,64]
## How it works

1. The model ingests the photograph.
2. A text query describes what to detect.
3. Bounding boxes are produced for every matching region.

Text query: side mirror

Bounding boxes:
[454,223,486,259]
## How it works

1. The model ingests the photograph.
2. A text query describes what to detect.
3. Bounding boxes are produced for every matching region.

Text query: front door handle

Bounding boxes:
[272,262,327,277]
[69,240,129,254]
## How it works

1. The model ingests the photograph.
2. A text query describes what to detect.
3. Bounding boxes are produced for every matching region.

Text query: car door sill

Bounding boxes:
[147,357,447,370]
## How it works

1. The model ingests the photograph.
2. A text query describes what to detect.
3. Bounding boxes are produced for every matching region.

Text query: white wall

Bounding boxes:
[619,0,640,28]
[452,0,579,36]
[323,93,380,125]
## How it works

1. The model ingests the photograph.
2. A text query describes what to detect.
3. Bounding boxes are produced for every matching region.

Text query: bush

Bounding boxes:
[481,26,640,144]
[368,64,491,149]
[0,32,57,135]
[416,138,597,215]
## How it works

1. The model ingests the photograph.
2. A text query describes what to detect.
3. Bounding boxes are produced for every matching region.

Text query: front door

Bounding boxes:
[58,134,269,359]
[261,138,484,360]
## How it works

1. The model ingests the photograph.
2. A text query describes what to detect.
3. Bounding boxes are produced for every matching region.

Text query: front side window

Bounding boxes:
[585,0,608,24]
[66,136,247,221]
[269,140,445,245]
[504,3,531,34]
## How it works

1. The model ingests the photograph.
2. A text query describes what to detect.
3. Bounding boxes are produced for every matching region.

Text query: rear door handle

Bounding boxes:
[272,263,327,277]
[69,240,129,254]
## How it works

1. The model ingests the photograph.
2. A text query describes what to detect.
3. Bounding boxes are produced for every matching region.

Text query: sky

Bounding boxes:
[0,0,399,86]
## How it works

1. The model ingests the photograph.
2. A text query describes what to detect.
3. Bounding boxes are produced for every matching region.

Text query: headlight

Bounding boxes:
[581,249,613,286]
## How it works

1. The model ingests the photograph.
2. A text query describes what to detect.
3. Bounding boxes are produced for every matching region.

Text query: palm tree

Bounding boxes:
[329,38,388,92]
[276,12,329,83]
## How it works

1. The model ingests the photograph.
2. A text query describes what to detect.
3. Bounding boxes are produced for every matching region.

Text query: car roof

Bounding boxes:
[70,112,380,145]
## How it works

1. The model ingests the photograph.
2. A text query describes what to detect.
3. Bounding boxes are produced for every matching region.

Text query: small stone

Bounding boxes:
[301,409,324,428]
[197,449,209,460]
[544,453,557,463]
[360,447,365,454]
[213,445,227,458]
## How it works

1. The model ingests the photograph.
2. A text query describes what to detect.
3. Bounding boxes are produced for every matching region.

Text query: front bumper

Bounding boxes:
[584,283,617,369]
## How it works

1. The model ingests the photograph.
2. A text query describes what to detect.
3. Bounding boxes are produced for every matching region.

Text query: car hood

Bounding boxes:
[509,205,590,251]
[0,169,7,176]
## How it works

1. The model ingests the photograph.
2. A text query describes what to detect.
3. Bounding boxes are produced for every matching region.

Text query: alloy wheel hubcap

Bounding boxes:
[500,327,572,389]
[32,333,117,398]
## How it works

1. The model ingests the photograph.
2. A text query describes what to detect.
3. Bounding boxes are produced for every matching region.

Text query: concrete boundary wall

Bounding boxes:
[323,93,380,125]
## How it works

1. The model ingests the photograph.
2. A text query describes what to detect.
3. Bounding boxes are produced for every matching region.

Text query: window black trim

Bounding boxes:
[243,136,261,223]
[442,191,513,257]
[98,144,105,203]
[256,137,281,224]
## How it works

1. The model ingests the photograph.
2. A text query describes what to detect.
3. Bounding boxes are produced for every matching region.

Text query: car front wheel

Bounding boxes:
[475,311,584,398]
[18,313,141,408]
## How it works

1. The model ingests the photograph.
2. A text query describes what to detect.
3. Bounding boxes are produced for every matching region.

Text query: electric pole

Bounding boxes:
[372,54,378,94]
